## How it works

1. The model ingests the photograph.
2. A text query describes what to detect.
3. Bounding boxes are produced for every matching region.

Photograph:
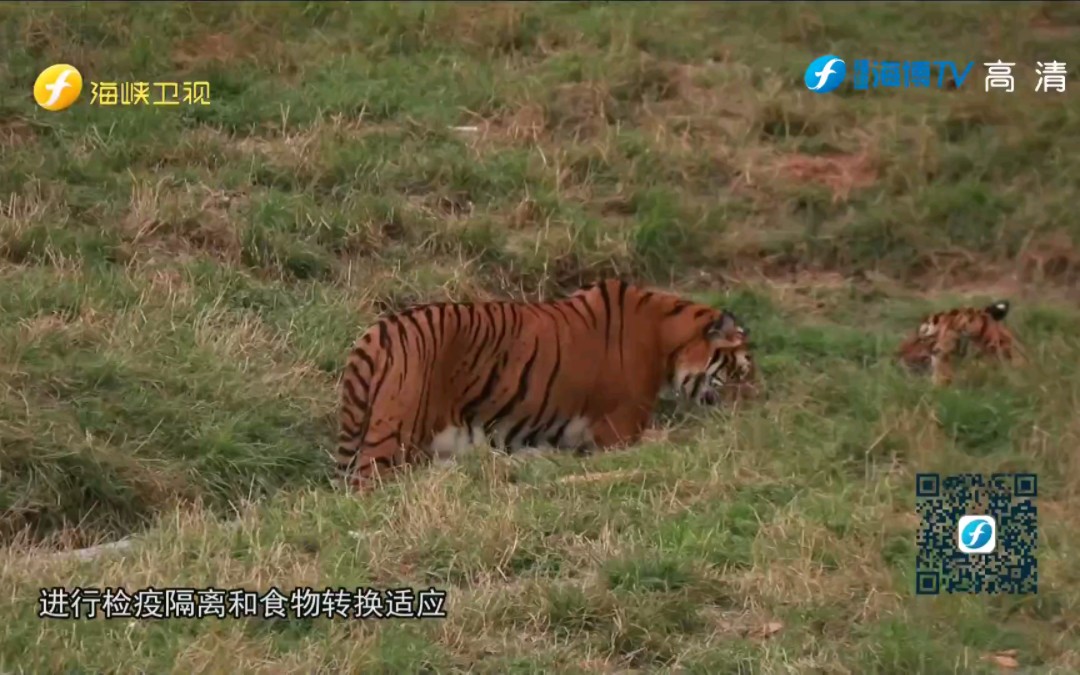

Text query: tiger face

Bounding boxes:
[671,312,755,406]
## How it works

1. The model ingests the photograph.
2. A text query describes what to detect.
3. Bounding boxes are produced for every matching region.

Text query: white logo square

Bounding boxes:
[958,515,997,554]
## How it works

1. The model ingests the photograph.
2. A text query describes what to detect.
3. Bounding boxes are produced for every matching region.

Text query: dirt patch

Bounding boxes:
[930,276,1030,303]
[776,151,879,202]
[1019,229,1080,286]
[435,3,561,57]
[170,30,303,82]
[762,270,853,314]
[172,32,246,72]
[1031,15,1080,40]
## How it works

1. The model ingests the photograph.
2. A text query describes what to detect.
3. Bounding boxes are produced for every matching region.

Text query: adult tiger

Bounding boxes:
[897,300,1019,385]
[335,279,755,491]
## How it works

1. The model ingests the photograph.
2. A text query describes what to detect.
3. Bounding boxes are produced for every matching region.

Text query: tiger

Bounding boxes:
[335,279,756,491]
[897,299,1019,385]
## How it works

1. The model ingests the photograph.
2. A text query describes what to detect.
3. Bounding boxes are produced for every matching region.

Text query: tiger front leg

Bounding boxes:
[930,332,960,386]
[588,403,653,451]
[342,420,424,493]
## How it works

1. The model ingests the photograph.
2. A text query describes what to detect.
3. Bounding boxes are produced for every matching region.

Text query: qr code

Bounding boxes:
[915,473,1038,595]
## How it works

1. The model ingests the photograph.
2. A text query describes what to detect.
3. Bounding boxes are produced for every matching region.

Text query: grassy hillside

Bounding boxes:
[2,2,1079,672]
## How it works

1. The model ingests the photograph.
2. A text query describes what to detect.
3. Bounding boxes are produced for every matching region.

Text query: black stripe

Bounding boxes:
[364,428,401,448]
[690,373,706,400]
[534,327,561,425]
[521,330,562,447]
[377,320,391,350]
[532,303,562,325]
[341,410,362,431]
[505,416,532,450]
[599,281,613,349]
[511,304,524,339]
[572,294,598,329]
[617,280,628,367]
[394,316,411,381]
[343,378,365,408]
[547,300,577,327]
[550,418,571,448]
[522,409,558,448]
[563,297,591,328]
[666,302,690,317]
[450,303,463,338]
[357,349,376,373]
[636,291,654,310]
[489,304,507,349]
[411,308,439,446]
[433,304,446,344]
[489,338,541,426]
[465,308,494,375]
[357,325,396,462]
[406,311,425,356]
[461,354,506,423]
[421,308,436,348]
[343,405,363,425]
[352,375,370,395]
[465,305,483,347]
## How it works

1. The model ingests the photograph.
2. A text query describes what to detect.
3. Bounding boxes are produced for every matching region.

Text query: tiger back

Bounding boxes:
[897,299,1019,385]
[335,279,755,491]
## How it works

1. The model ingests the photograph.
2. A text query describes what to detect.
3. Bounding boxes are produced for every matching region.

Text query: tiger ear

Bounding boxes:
[985,300,1010,321]
[706,312,746,344]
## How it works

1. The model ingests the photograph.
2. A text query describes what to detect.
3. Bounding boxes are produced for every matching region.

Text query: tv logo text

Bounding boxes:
[803,56,1067,94]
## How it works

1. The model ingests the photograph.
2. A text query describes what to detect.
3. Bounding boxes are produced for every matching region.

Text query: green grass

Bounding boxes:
[2,1,1080,672]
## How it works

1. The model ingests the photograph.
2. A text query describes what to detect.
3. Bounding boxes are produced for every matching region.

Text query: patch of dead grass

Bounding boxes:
[0,180,66,232]
[742,503,904,627]
[776,150,879,203]
[170,27,302,82]
[0,117,38,150]
[172,32,246,71]
[1031,14,1080,39]
[761,271,852,315]
[1019,229,1080,286]
[120,178,245,264]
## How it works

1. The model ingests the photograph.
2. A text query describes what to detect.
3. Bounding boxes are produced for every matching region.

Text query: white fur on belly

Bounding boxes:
[426,415,594,464]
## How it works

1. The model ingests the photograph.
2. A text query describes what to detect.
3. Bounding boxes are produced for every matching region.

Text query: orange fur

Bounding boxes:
[336,280,754,491]
[897,300,1018,385]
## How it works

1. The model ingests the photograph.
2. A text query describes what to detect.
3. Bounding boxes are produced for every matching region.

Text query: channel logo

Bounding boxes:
[33,64,83,112]
[957,515,996,554]
[804,54,846,94]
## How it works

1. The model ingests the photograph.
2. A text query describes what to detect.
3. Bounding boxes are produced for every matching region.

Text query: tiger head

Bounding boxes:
[915,300,1010,341]
[899,300,1013,373]
[897,333,933,373]
[668,310,756,406]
